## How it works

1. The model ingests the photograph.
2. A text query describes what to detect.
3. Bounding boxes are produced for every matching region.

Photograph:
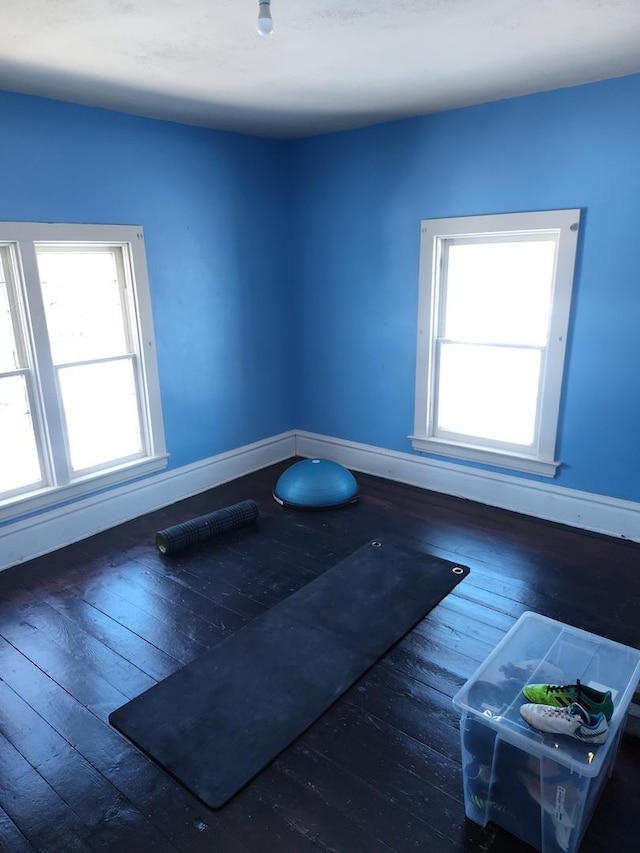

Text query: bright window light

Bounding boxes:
[37,249,129,364]
[444,240,556,346]
[437,343,541,445]
[0,374,42,493]
[57,359,142,472]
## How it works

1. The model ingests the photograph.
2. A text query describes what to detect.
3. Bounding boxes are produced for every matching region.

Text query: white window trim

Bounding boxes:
[411,209,581,478]
[0,222,167,522]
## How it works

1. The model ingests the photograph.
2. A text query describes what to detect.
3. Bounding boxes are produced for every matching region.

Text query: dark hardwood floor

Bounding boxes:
[1,459,639,852]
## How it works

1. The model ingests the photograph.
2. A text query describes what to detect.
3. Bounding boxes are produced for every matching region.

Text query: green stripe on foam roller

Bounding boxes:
[155,499,259,554]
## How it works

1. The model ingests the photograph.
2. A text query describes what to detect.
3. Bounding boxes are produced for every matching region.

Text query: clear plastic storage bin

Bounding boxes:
[452,611,640,853]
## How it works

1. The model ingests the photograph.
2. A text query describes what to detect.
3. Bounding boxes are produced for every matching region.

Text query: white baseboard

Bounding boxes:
[295,431,640,543]
[0,431,295,572]
[4,427,638,572]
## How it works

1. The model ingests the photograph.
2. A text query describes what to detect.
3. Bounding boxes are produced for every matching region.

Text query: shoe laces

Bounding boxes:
[537,704,570,718]
[544,678,582,698]
[536,702,589,722]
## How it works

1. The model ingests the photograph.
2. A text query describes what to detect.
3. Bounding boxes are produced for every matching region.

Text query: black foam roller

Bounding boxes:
[156,499,259,554]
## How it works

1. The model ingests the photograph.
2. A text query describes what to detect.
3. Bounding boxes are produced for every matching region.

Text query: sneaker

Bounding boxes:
[468,791,514,816]
[465,760,492,786]
[500,659,566,685]
[520,702,609,744]
[522,678,614,721]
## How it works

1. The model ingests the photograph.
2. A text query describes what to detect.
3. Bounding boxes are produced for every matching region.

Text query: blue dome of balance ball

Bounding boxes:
[273,459,359,509]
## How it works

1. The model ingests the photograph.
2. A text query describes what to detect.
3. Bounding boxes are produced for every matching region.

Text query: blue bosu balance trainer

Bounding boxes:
[273,458,359,509]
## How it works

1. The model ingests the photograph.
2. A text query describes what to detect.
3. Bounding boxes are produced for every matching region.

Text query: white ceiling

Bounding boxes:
[1,0,639,139]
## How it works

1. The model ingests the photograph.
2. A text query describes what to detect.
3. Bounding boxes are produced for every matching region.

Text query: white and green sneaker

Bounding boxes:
[522,678,614,721]
[520,701,608,744]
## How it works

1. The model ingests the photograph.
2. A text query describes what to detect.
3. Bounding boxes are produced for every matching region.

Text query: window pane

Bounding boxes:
[437,343,541,446]
[0,375,42,494]
[58,359,142,472]
[444,240,556,346]
[0,258,20,373]
[37,249,129,364]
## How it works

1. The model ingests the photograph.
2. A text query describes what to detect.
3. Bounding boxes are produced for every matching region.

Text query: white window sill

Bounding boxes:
[409,436,559,478]
[0,454,169,524]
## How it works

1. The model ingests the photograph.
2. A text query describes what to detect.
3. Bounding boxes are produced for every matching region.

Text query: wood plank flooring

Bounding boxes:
[1,459,639,852]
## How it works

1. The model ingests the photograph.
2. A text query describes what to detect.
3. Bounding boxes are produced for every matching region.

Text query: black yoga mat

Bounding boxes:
[155,499,259,554]
[110,538,469,808]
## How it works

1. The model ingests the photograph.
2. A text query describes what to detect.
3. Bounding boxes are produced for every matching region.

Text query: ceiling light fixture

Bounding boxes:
[257,0,274,37]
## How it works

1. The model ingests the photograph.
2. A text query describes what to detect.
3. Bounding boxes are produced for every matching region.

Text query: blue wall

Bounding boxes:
[291,74,640,503]
[0,91,294,472]
[3,74,639,513]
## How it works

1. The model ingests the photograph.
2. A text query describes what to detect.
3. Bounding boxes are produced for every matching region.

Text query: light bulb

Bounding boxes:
[257,0,274,37]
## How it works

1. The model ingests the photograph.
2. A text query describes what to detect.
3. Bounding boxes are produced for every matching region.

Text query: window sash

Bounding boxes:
[431,340,545,453]
[0,371,46,498]
[428,231,558,456]
[35,243,135,365]
[54,353,146,476]
[430,234,554,456]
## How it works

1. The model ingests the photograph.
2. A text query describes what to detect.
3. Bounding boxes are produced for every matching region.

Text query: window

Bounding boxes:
[411,210,580,477]
[0,222,166,519]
